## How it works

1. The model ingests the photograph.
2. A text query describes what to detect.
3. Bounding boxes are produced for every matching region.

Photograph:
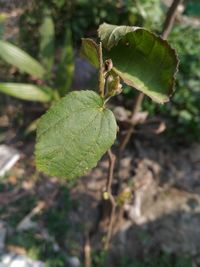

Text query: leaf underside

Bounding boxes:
[98,23,134,50]
[98,23,179,103]
[35,90,117,179]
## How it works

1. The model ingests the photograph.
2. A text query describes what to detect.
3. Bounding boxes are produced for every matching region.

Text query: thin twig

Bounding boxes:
[106,149,116,193]
[104,194,116,250]
[84,233,91,267]
[104,149,116,250]
[119,0,182,155]
[161,0,183,39]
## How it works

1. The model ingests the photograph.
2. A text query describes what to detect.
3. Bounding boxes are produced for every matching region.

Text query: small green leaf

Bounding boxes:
[80,38,99,68]
[0,83,53,102]
[0,40,46,79]
[39,11,55,76]
[35,90,117,179]
[55,28,75,96]
[98,23,179,103]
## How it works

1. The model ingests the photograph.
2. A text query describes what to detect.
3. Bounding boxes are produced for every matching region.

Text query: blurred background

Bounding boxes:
[0,0,199,266]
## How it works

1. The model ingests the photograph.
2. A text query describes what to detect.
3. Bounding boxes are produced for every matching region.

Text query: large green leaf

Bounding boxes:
[0,83,53,102]
[35,90,117,179]
[98,23,178,103]
[0,40,46,79]
[80,38,99,68]
[55,28,75,96]
[39,11,55,76]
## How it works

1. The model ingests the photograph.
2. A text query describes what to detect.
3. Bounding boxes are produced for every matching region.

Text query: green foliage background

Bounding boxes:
[18,0,200,141]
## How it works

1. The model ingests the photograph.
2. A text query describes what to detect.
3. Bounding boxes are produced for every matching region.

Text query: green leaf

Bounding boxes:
[0,83,53,102]
[35,90,117,179]
[0,40,46,79]
[39,11,55,76]
[98,23,178,103]
[55,28,75,97]
[80,38,99,68]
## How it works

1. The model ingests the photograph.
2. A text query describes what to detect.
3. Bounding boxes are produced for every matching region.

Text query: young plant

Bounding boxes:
[0,11,74,103]
[35,22,178,179]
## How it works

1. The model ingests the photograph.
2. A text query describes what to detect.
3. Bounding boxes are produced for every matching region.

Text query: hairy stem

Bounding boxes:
[98,42,105,97]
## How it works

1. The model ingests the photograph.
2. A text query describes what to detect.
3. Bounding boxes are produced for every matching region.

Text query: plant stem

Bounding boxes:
[100,0,182,254]
[98,42,105,97]
[104,195,116,250]
[119,0,182,154]
[104,149,116,250]
[161,0,183,40]
[106,149,116,192]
